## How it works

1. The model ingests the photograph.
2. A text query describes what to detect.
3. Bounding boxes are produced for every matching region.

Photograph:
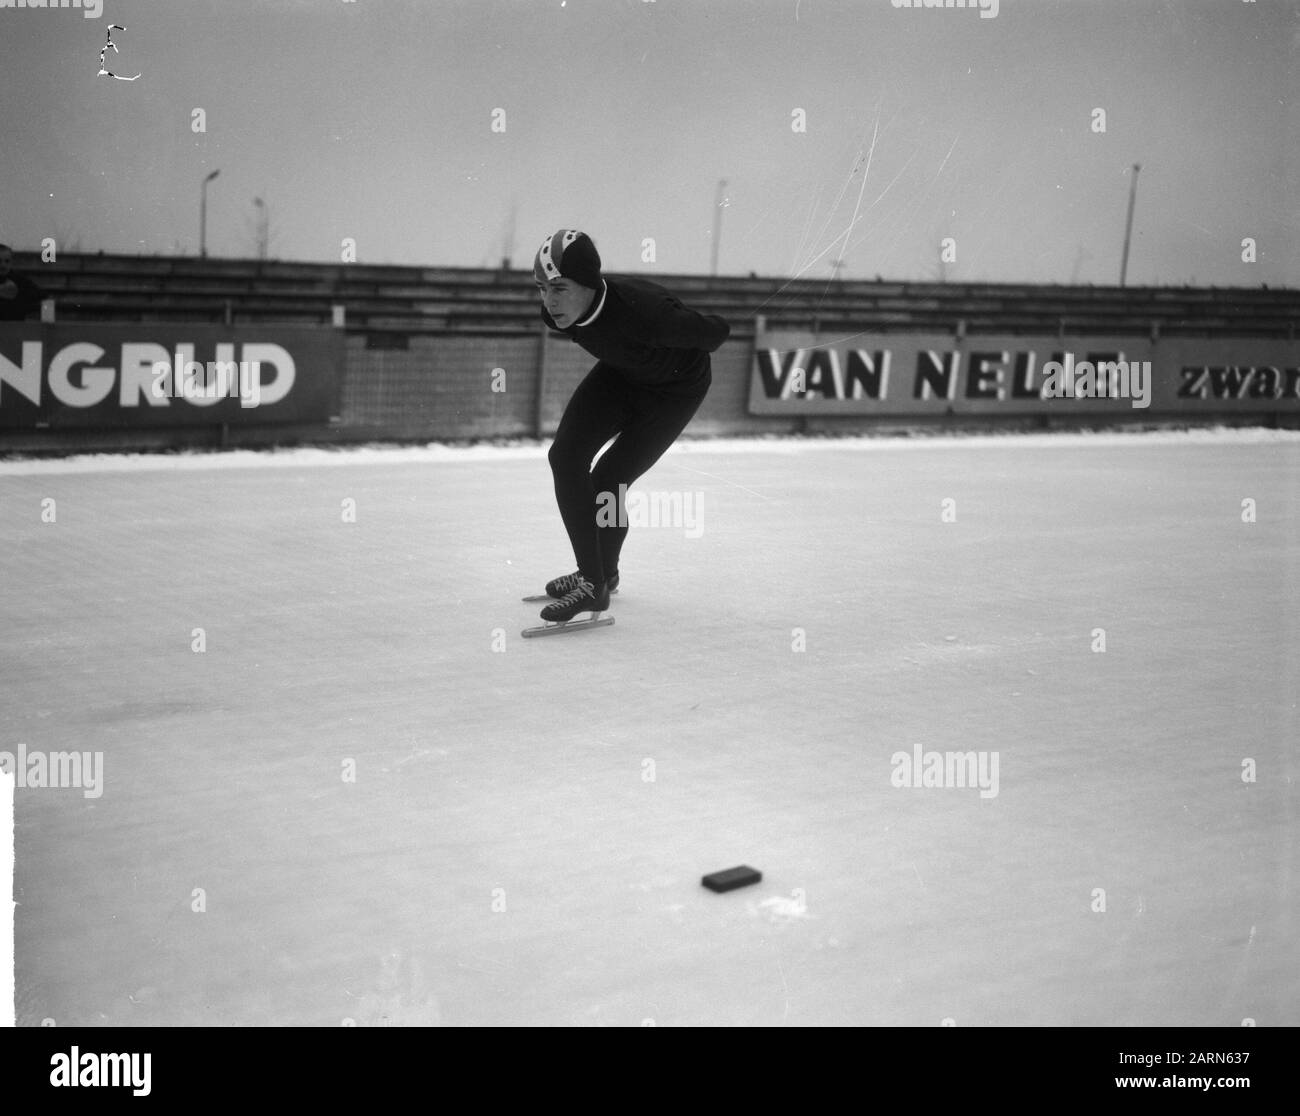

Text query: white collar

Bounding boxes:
[573,280,607,328]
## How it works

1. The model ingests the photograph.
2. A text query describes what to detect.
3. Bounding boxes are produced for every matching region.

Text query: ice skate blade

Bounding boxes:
[521,614,615,638]
[522,589,619,603]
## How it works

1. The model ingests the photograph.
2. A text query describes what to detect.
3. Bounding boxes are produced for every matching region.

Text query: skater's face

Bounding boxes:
[535,277,595,328]
[0,247,11,277]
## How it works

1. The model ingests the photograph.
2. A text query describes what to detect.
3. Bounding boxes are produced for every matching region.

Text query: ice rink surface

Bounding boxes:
[3,430,1297,1026]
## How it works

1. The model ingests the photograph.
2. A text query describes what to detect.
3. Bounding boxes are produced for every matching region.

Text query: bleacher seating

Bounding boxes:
[11,251,1298,338]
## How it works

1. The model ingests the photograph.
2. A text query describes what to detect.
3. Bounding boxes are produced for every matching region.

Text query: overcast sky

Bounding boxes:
[2,0,1295,286]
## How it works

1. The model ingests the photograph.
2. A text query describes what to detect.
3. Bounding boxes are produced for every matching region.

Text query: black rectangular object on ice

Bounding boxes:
[701,866,762,893]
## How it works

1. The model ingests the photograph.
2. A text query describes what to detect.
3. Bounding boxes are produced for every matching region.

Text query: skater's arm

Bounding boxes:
[645,297,731,353]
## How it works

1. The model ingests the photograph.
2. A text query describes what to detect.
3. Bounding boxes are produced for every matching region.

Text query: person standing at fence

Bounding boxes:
[0,244,45,321]
[532,229,730,625]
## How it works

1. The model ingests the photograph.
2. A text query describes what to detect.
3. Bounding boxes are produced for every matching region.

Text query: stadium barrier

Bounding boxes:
[3,320,1299,451]
[2,253,1297,451]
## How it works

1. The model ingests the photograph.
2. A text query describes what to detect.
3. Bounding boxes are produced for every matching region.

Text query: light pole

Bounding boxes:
[711,179,728,277]
[200,169,220,258]
[1119,163,1140,287]
[253,197,268,260]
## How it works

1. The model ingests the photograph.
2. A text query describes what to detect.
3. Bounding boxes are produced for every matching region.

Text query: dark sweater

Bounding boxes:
[0,272,44,321]
[541,275,730,395]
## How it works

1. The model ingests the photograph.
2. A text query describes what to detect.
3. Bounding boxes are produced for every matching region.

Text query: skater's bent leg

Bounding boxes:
[589,388,707,577]
[549,365,634,585]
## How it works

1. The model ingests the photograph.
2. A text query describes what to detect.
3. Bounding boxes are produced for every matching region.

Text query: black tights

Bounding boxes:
[548,363,708,585]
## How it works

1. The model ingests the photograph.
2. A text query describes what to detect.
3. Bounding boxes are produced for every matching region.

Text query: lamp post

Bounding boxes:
[253,196,267,260]
[711,179,728,277]
[1119,163,1140,287]
[200,169,220,257]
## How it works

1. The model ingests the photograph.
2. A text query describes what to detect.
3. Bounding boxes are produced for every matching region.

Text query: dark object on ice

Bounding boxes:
[702,866,762,893]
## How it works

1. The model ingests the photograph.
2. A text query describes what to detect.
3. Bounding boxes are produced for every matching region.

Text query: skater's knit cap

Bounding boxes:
[533,229,602,290]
